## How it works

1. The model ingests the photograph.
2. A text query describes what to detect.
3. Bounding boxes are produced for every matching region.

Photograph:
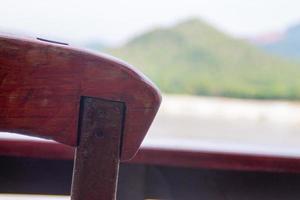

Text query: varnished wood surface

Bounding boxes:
[0,194,68,200]
[0,34,161,160]
[133,148,300,173]
[1,138,300,173]
[70,97,125,200]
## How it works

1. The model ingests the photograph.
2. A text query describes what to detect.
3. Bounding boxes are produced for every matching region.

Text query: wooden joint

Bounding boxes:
[70,97,125,200]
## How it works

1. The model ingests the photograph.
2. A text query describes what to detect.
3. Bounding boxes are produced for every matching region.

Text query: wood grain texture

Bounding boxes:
[0,35,161,160]
[71,97,124,200]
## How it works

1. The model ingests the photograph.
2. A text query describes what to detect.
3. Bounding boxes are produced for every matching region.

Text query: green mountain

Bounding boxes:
[106,19,300,100]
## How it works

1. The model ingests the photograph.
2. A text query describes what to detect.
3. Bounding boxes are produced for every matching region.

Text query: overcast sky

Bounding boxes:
[1,0,300,45]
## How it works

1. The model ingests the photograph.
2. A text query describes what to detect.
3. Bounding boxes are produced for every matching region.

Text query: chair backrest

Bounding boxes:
[0,35,161,160]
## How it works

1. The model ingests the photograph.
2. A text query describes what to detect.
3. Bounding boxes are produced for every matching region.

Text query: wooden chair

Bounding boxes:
[3,35,300,200]
[0,35,161,200]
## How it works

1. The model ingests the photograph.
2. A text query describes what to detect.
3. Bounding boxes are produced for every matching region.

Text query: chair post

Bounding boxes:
[70,97,125,200]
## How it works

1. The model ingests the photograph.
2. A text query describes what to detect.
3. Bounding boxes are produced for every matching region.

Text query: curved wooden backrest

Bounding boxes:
[0,35,161,161]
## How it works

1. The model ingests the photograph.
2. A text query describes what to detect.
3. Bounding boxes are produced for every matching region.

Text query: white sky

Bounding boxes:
[1,0,300,45]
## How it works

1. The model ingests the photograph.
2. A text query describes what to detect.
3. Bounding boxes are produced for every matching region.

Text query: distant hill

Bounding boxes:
[255,24,300,60]
[106,19,300,100]
[83,41,106,51]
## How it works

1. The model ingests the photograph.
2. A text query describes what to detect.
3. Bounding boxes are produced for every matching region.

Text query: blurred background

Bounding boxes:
[2,0,300,156]
[3,0,300,199]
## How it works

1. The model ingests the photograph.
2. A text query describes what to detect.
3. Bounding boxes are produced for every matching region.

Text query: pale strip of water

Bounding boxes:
[2,94,300,157]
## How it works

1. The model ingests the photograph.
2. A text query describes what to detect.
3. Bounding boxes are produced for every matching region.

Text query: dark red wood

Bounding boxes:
[1,139,300,173]
[0,139,74,160]
[131,148,300,173]
[71,97,125,200]
[0,34,161,161]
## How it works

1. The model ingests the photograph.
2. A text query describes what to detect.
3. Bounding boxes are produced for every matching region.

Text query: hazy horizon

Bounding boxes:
[1,0,300,46]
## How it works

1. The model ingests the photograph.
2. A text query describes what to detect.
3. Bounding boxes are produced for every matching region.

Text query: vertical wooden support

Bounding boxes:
[70,97,125,200]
